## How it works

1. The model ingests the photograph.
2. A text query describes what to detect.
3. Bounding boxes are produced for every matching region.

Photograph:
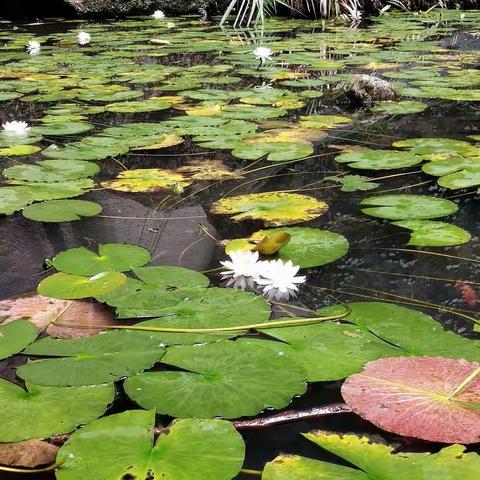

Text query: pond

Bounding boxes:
[0,8,480,480]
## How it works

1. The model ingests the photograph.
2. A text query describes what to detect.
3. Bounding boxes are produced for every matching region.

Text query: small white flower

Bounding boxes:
[26,40,41,55]
[220,250,261,290]
[152,10,166,20]
[256,259,306,301]
[253,46,273,63]
[77,31,91,45]
[2,121,30,135]
[166,22,176,28]
[460,13,466,20]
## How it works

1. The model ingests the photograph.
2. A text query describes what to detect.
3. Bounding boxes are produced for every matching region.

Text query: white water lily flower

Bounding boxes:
[77,31,91,45]
[220,250,261,290]
[253,46,273,63]
[26,40,41,55]
[2,121,30,135]
[256,259,306,301]
[152,10,166,20]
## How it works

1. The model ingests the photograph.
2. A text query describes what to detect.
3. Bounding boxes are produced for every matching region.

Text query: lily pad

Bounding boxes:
[22,199,102,222]
[125,338,306,418]
[261,302,480,381]
[0,320,38,360]
[0,144,42,156]
[57,411,245,480]
[342,356,480,443]
[360,194,458,220]
[101,169,191,193]
[0,380,114,442]
[17,330,166,387]
[393,137,480,161]
[299,115,352,129]
[3,160,99,182]
[392,220,471,247]
[37,271,127,300]
[33,122,93,136]
[335,150,423,170]
[231,140,313,162]
[371,100,427,115]
[280,432,480,480]
[325,175,380,192]
[52,243,151,276]
[211,192,328,227]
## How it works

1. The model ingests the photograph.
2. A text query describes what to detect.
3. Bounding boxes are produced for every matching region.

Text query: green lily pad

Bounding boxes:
[57,411,245,480]
[52,243,151,276]
[0,187,35,215]
[325,175,380,192]
[371,100,427,115]
[228,227,349,268]
[299,432,480,480]
[392,220,471,246]
[211,192,328,227]
[37,271,127,300]
[0,131,42,148]
[393,137,480,161]
[263,454,368,480]
[0,380,114,442]
[0,319,38,360]
[261,302,480,381]
[335,150,423,170]
[299,115,352,129]
[125,338,306,418]
[22,199,102,222]
[0,144,41,156]
[3,160,99,182]
[33,122,94,136]
[360,194,458,220]
[17,330,165,387]
[0,92,23,101]
[231,140,313,162]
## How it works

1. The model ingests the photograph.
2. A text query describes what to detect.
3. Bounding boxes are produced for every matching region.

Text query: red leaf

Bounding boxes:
[341,356,480,444]
[0,294,115,339]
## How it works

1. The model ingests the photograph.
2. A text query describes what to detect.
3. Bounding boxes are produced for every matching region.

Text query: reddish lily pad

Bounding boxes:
[341,356,480,444]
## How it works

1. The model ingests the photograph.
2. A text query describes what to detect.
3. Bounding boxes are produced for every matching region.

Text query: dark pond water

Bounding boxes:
[0,9,480,479]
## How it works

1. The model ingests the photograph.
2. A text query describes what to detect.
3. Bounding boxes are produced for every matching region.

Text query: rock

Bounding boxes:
[328,74,396,106]
[0,439,59,468]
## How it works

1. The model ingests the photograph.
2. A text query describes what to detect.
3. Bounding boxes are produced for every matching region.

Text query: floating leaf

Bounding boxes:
[335,150,423,170]
[0,320,38,360]
[0,187,35,215]
[371,100,427,114]
[0,380,114,442]
[325,175,380,192]
[17,330,165,387]
[393,137,480,161]
[57,411,245,480]
[360,194,458,220]
[177,160,244,180]
[3,160,99,182]
[101,169,191,192]
[33,122,93,136]
[0,144,41,156]
[52,243,151,276]
[342,356,480,443]
[392,220,471,246]
[262,302,480,381]
[231,140,313,162]
[22,199,102,222]
[286,432,480,480]
[124,338,306,418]
[37,271,127,300]
[211,192,328,227]
[0,294,115,339]
[299,115,352,129]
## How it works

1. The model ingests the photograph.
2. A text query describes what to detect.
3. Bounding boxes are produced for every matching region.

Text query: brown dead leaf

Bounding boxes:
[0,439,58,468]
[0,294,115,339]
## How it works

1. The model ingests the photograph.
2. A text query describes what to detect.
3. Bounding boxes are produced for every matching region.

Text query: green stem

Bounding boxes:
[449,366,480,399]
[241,469,263,476]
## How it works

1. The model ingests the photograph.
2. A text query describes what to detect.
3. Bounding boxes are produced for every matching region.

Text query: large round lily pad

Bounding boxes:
[342,356,480,443]
[360,194,458,220]
[0,379,114,442]
[17,330,166,387]
[392,220,471,247]
[22,199,102,222]
[57,411,245,480]
[211,192,328,227]
[124,338,307,418]
[335,150,423,170]
[52,243,151,276]
[0,319,38,360]
[37,271,127,300]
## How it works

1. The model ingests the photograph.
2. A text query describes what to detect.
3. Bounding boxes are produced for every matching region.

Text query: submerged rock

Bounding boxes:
[440,31,480,51]
[327,74,396,106]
